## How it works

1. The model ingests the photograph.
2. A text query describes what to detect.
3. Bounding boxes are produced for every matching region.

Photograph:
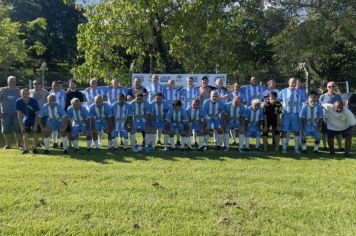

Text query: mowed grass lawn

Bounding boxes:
[0,136,356,235]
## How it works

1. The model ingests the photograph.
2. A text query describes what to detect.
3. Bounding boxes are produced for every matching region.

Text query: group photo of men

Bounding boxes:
[1,74,355,157]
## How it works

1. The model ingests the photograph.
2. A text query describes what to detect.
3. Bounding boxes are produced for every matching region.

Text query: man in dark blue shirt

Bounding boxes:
[16,88,40,154]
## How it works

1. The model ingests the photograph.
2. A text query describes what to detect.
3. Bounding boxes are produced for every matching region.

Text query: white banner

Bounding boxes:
[132,74,227,89]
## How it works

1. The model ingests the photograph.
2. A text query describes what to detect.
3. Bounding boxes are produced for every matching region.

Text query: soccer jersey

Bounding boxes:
[84,87,106,106]
[278,88,307,114]
[319,93,342,105]
[166,107,189,124]
[163,88,180,105]
[130,100,151,120]
[202,100,225,119]
[263,101,282,123]
[89,103,112,120]
[16,97,40,125]
[147,84,165,103]
[51,90,66,109]
[244,84,265,105]
[186,106,208,125]
[225,103,246,124]
[111,101,131,131]
[227,90,246,103]
[106,87,128,105]
[39,103,66,121]
[151,101,169,121]
[67,106,90,125]
[180,87,199,108]
[245,106,264,125]
[300,103,323,126]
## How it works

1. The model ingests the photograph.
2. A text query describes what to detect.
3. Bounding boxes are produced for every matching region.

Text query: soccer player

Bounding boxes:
[89,95,113,149]
[84,79,106,107]
[227,82,246,103]
[163,79,180,106]
[244,76,265,106]
[226,96,246,151]
[0,76,22,149]
[300,94,323,153]
[198,76,213,103]
[65,79,84,111]
[186,99,208,151]
[151,92,169,149]
[319,81,343,150]
[66,98,92,151]
[126,78,148,101]
[38,94,68,154]
[203,91,225,150]
[30,79,49,107]
[16,88,40,154]
[180,76,199,109]
[245,99,264,151]
[262,92,282,152]
[278,77,307,154]
[262,79,279,100]
[166,100,190,150]
[110,93,131,150]
[215,78,228,102]
[127,93,152,151]
[50,81,67,148]
[147,74,165,103]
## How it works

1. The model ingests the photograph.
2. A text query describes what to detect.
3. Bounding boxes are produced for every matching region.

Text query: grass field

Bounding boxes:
[0,136,356,235]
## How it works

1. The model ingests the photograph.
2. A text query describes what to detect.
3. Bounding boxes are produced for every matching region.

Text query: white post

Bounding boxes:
[29,80,32,89]
[346,81,349,93]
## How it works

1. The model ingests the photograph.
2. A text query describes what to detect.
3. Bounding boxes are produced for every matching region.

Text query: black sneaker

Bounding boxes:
[63,149,68,154]
[176,141,181,146]
[53,143,58,148]
[32,149,38,154]
[44,150,50,155]
[216,145,221,150]
[22,150,29,154]
[198,147,205,152]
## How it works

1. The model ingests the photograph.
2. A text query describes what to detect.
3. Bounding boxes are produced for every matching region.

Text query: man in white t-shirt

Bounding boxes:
[322,101,356,157]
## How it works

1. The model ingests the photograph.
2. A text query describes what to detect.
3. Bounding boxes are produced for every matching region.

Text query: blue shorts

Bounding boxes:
[302,125,321,140]
[154,120,165,129]
[207,119,221,130]
[170,123,184,133]
[132,120,146,132]
[190,124,202,133]
[111,130,128,139]
[95,120,109,131]
[72,124,87,137]
[246,125,261,138]
[230,122,241,129]
[327,128,351,139]
[281,113,300,132]
[1,112,21,134]
[46,119,63,131]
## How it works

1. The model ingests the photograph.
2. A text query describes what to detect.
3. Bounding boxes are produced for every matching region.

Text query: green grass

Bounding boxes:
[0,137,356,235]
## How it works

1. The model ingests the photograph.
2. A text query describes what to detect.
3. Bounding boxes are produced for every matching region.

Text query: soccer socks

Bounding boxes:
[170,137,175,148]
[151,134,156,148]
[217,134,223,146]
[130,134,136,148]
[224,133,229,148]
[164,135,169,148]
[44,137,50,150]
[94,140,100,149]
[145,134,150,148]
[111,138,117,148]
[204,135,209,146]
[239,134,245,150]
[72,140,79,149]
[294,136,300,150]
[256,137,260,148]
[157,129,162,142]
[198,136,204,148]
[245,137,250,149]
[180,137,186,148]
[282,138,287,150]
[86,140,91,149]
[62,136,68,150]
[230,129,236,142]
[52,130,58,144]
[186,136,192,148]
[108,140,112,149]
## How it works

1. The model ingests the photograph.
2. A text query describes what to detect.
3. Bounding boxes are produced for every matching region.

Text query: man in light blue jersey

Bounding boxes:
[151,92,169,149]
[110,93,131,150]
[163,79,180,106]
[38,94,68,154]
[106,79,128,106]
[66,98,92,151]
[166,100,190,150]
[203,91,225,150]
[215,78,228,103]
[226,96,246,151]
[245,99,264,151]
[278,77,308,154]
[300,94,323,153]
[147,74,165,103]
[186,99,208,151]
[89,95,113,149]
[84,79,106,107]
[227,82,246,103]
[180,76,199,109]
[50,81,67,148]
[244,76,265,106]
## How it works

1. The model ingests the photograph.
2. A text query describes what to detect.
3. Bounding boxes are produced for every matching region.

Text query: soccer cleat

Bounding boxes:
[329,151,336,156]
[163,147,169,151]
[338,148,345,152]
[223,147,229,152]
[216,145,221,151]
[22,150,29,154]
[194,141,198,147]
[44,150,50,155]
[32,149,38,154]
[3,146,11,150]
[53,143,58,148]
[171,147,176,152]
[245,148,250,152]
[344,152,352,157]
[198,147,205,152]
[302,150,307,154]
[74,148,80,152]
[63,149,68,154]
[282,149,287,154]
[232,141,237,146]
[313,150,319,154]
[157,140,162,145]
[204,146,209,151]
[176,141,181,146]
[294,149,300,154]
[86,148,91,152]
[144,147,149,153]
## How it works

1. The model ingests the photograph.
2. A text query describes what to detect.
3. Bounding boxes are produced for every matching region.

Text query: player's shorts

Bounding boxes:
[45,119,63,131]
[262,119,280,136]
[230,121,241,130]
[327,128,351,139]
[154,120,165,129]
[72,124,87,137]
[281,113,300,132]
[207,118,221,130]
[321,120,328,133]
[132,120,146,133]
[302,124,321,140]
[170,123,185,133]
[94,119,109,131]
[246,124,261,138]
[1,112,21,134]
[190,123,202,133]
[22,119,40,134]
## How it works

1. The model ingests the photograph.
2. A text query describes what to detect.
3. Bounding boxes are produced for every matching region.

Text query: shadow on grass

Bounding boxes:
[25,145,354,164]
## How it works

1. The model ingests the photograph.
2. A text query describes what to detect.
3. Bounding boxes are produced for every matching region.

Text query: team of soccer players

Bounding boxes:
[5,74,353,155]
